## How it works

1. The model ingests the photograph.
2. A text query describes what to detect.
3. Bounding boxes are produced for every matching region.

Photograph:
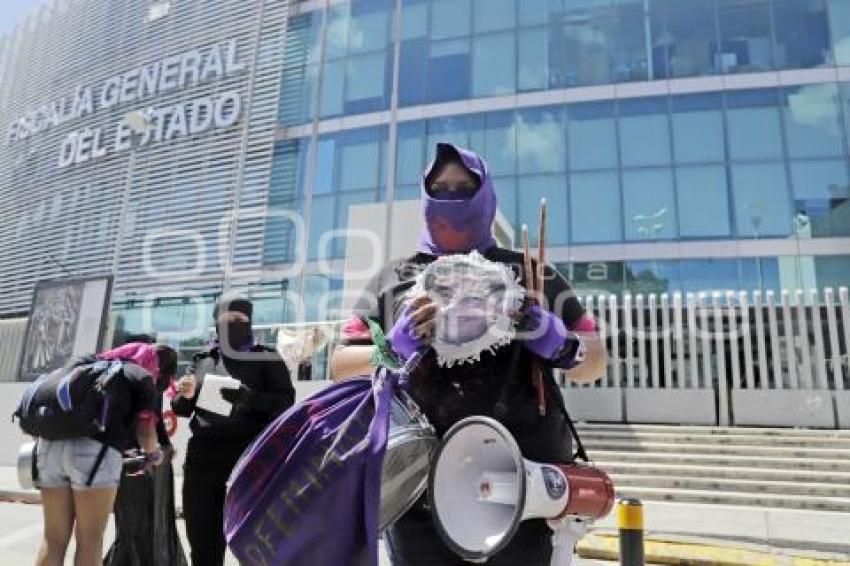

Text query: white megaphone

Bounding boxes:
[429,416,615,565]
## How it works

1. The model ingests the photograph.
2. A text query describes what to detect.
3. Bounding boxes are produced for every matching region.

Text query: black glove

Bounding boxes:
[221,384,253,405]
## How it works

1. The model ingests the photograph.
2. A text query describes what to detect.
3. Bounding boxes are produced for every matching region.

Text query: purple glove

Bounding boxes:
[386,308,424,362]
[520,305,582,367]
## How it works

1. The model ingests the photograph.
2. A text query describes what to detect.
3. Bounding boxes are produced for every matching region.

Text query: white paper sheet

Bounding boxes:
[195,373,241,416]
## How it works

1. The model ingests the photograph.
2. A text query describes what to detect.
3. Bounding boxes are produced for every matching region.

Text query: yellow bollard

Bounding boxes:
[617,498,644,566]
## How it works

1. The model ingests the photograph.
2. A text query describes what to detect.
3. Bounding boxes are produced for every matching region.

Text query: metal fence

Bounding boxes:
[564,287,850,429]
[3,287,850,428]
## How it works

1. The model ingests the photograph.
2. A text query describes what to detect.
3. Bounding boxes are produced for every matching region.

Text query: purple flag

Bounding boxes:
[224,370,395,566]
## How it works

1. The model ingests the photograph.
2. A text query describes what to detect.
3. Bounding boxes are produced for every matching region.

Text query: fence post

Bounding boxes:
[781,289,799,390]
[673,293,685,390]
[636,294,648,389]
[712,292,729,426]
[726,291,741,393]
[766,290,782,389]
[796,289,814,390]
[809,289,828,390]
[824,288,845,390]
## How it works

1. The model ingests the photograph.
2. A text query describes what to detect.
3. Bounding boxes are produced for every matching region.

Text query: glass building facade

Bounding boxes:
[1,0,849,372]
[270,0,850,300]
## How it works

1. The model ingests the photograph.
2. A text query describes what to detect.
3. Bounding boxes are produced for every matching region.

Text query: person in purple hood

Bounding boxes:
[331,143,607,565]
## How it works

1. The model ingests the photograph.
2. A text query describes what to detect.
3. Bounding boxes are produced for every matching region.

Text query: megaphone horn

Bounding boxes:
[429,416,614,563]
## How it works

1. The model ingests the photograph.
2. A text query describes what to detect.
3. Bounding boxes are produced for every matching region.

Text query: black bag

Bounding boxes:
[13,359,122,440]
[104,449,188,566]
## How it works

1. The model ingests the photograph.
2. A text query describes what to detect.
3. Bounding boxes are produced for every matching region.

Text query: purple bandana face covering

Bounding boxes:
[418,143,498,255]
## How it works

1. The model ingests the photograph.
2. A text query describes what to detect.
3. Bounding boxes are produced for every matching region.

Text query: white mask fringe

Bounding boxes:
[407,251,525,367]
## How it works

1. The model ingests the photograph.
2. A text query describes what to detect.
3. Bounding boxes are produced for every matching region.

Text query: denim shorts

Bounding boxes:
[35,437,123,491]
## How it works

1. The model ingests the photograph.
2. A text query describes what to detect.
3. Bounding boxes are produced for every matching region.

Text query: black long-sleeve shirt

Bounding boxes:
[341,246,585,463]
[171,344,294,462]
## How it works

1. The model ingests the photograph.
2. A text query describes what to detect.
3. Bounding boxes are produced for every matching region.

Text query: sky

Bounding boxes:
[0,0,49,36]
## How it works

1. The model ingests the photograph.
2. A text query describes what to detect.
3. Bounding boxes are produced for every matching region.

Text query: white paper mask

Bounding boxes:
[407,251,525,367]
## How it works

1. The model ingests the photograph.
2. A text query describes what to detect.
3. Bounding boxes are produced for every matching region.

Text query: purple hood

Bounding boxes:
[417,143,498,255]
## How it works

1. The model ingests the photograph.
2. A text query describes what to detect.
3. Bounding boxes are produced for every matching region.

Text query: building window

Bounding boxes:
[427,115,471,150]
[472,31,516,97]
[566,101,618,171]
[828,0,850,65]
[319,0,393,118]
[570,171,622,244]
[623,168,678,241]
[396,121,427,188]
[790,159,850,238]
[782,84,845,159]
[470,111,517,178]
[399,0,429,106]
[671,93,725,164]
[679,259,739,293]
[515,107,566,175]
[518,27,549,91]
[428,39,472,102]
[265,139,310,265]
[431,0,471,39]
[716,0,774,74]
[772,0,831,70]
[726,89,784,161]
[309,127,388,259]
[842,83,850,154]
[320,60,346,117]
[814,255,850,291]
[650,0,719,79]
[619,97,672,168]
[731,162,792,238]
[676,165,732,238]
[550,0,648,88]
[625,260,679,295]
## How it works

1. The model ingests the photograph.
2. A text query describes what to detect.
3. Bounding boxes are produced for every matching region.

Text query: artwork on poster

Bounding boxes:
[17,276,112,382]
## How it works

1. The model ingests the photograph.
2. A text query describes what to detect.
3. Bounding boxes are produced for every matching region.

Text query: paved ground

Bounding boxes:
[0,501,619,565]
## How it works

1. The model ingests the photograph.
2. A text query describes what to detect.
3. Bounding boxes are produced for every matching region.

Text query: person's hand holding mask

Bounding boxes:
[387,295,437,361]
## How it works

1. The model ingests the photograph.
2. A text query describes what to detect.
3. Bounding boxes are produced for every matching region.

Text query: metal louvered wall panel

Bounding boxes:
[0,0,291,316]
[0,319,27,382]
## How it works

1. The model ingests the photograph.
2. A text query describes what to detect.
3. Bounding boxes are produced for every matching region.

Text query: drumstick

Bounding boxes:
[521,224,534,299]
[536,198,547,301]
[533,199,547,416]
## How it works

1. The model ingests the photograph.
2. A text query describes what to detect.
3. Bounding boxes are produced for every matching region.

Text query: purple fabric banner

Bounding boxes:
[224,370,395,566]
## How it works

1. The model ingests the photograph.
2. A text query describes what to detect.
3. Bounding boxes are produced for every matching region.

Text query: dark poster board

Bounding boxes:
[17,276,113,382]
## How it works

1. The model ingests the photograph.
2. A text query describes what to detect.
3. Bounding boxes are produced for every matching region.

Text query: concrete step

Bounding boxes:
[585,440,850,459]
[594,461,850,484]
[587,450,850,472]
[575,423,850,438]
[614,486,850,513]
[577,430,850,448]
[609,474,850,498]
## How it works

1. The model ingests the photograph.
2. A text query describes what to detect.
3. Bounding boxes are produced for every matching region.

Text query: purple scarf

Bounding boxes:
[418,143,498,255]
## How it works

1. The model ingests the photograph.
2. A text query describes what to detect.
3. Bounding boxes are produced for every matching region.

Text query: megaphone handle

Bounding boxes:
[549,517,589,566]
[396,347,427,388]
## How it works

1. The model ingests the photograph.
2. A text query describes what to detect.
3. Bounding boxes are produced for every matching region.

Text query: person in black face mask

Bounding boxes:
[171,293,294,566]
